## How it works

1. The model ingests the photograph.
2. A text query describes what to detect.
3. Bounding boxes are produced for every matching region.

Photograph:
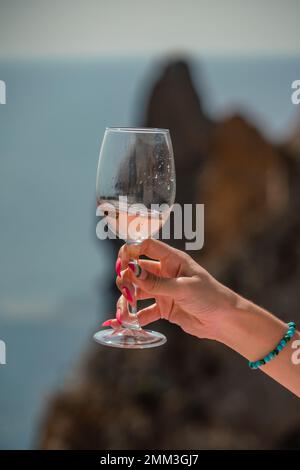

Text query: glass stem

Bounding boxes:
[126,241,141,329]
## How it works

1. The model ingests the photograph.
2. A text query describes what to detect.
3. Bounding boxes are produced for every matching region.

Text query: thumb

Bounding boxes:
[128,261,182,297]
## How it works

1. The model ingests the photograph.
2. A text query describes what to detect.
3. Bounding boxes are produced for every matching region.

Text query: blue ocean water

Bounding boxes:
[0,56,299,449]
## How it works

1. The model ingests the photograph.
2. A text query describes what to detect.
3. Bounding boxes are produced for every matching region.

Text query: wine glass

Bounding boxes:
[94,127,176,349]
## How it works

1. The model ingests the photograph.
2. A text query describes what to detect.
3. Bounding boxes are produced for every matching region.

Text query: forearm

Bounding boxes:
[217,295,300,397]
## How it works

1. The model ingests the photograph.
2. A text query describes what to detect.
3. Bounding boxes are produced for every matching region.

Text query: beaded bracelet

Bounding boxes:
[249,322,296,369]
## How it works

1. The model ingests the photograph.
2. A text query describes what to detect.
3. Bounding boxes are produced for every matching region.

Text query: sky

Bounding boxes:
[0,0,300,58]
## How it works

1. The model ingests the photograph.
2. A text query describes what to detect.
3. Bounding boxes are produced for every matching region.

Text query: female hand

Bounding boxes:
[106,238,238,341]
[103,238,300,396]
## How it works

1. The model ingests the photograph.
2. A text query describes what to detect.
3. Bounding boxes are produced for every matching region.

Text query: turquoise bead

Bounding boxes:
[248,322,297,370]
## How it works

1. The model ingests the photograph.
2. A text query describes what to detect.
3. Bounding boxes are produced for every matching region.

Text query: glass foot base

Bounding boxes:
[93,327,167,349]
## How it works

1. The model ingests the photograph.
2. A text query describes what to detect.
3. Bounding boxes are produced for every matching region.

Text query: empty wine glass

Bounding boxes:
[94,127,176,348]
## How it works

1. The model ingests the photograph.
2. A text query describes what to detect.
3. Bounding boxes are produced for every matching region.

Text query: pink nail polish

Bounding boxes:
[102,320,112,327]
[116,308,122,325]
[115,258,122,277]
[128,261,136,274]
[121,286,133,303]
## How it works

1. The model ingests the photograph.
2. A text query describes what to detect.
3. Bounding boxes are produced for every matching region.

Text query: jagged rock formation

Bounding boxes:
[38,60,300,450]
[145,61,212,216]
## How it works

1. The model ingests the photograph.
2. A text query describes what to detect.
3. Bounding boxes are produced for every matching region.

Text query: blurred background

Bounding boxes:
[1,0,300,450]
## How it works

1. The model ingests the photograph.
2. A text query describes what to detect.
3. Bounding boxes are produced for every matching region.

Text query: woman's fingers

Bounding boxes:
[116,276,154,303]
[102,295,139,329]
[117,261,184,299]
[114,295,131,326]
[129,263,183,297]
[135,259,161,276]
[103,300,206,340]
[102,302,161,329]
[116,263,158,301]
[118,239,191,277]
[136,238,179,261]
[136,303,161,326]
[117,267,161,302]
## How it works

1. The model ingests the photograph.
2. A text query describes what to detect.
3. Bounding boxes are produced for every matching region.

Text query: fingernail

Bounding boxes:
[128,261,142,278]
[116,308,122,325]
[115,258,122,277]
[102,320,112,327]
[121,286,133,303]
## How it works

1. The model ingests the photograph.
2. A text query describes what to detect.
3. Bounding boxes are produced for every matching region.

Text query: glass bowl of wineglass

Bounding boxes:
[94,127,176,349]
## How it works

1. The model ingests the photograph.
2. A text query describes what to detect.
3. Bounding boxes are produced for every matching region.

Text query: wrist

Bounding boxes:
[207,283,242,343]
[214,294,287,361]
